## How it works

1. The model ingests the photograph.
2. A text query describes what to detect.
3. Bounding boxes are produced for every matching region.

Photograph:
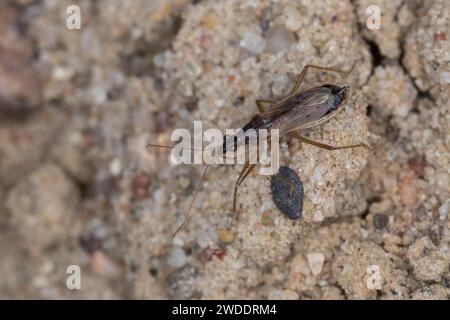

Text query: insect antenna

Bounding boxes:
[146,143,203,152]
[172,164,209,237]
[146,142,209,237]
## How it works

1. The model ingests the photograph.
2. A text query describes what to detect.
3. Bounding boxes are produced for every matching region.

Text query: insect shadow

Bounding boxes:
[148,62,370,236]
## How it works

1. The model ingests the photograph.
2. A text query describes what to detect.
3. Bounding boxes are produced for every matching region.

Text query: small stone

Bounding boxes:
[313,210,324,222]
[284,7,302,31]
[167,246,187,268]
[265,25,296,54]
[271,166,303,220]
[109,158,122,176]
[240,30,266,55]
[179,176,190,189]
[199,247,226,263]
[209,191,224,209]
[373,213,389,229]
[261,212,275,227]
[202,15,216,30]
[408,155,426,177]
[132,173,151,200]
[399,172,418,207]
[91,250,121,278]
[307,252,325,276]
[407,237,450,281]
[438,199,449,221]
[271,74,290,96]
[217,229,235,244]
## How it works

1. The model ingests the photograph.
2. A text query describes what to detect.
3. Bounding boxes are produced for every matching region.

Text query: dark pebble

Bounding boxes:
[441,276,450,288]
[270,166,303,220]
[373,213,389,229]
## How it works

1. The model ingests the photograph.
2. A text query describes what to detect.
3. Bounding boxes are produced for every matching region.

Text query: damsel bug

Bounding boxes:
[148,62,370,236]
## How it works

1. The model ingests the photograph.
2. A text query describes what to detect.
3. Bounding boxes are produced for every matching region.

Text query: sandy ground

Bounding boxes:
[0,0,449,299]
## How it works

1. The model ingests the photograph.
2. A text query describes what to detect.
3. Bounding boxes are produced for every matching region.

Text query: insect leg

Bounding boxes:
[232,163,257,224]
[290,62,356,94]
[255,99,276,114]
[290,131,370,151]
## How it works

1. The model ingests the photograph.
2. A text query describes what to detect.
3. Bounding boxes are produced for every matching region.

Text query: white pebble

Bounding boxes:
[307,252,325,276]
[167,246,187,268]
[313,210,324,222]
[240,31,266,55]
[109,158,122,176]
[53,66,74,81]
[215,98,225,108]
[284,7,302,31]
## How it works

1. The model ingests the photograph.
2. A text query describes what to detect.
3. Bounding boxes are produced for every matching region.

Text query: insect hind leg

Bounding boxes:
[290,131,370,151]
[290,62,356,94]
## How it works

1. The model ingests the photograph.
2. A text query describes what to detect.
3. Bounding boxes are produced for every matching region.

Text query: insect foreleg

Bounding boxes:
[290,62,357,94]
[290,131,370,151]
[232,163,257,224]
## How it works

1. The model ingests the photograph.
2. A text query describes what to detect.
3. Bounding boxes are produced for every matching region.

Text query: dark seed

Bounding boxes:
[270,166,303,220]
[373,213,389,229]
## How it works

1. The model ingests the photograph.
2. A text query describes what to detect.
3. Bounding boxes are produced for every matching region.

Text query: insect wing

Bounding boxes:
[273,89,333,133]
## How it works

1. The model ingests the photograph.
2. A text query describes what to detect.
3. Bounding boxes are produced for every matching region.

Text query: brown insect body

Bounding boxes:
[225,84,349,153]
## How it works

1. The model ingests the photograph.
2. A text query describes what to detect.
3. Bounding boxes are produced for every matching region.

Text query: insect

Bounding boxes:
[148,63,370,236]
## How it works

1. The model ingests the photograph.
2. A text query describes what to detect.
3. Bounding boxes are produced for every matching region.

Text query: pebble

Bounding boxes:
[167,246,187,268]
[438,199,449,221]
[270,166,303,220]
[373,213,389,229]
[307,252,325,276]
[284,6,302,31]
[209,191,224,209]
[132,173,151,200]
[91,250,121,278]
[271,74,290,96]
[399,172,418,207]
[240,30,266,55]
[265,25,296,54]
[261,211,275,227]
[109,158,122,176]
[217,228,235,244]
